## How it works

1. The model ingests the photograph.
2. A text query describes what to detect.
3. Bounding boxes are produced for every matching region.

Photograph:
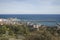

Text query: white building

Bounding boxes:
[33,24,41,31]
[33,24,41,28]
[0,18,22,25]
[0,19,2,22]
[0,19,3,25]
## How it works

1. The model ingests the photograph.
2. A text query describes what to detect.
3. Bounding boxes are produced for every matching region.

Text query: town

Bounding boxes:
[0,18,60,40]
[0,18,43,31]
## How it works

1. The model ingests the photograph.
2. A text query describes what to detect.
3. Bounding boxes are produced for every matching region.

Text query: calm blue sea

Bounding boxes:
[0,14,60,26]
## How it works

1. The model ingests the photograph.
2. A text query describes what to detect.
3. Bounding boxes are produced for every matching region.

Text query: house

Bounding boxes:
[33,24,41,28]
[0,18,7,25]
[0,18,23,25]
[33,24,41,31]
[27,22,42,31]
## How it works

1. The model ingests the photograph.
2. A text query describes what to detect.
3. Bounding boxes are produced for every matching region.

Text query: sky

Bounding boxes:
[0,0,60,14]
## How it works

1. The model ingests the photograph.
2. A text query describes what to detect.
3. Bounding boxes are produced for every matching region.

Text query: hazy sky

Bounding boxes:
[0,0,60,14]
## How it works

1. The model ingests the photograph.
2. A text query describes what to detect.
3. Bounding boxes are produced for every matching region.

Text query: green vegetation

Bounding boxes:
[0,24,60,40]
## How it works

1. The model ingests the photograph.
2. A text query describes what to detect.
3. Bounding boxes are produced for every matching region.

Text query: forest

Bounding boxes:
[0,24,60,40]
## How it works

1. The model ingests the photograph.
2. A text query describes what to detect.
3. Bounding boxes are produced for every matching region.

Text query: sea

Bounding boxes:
[0,14,60,26]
